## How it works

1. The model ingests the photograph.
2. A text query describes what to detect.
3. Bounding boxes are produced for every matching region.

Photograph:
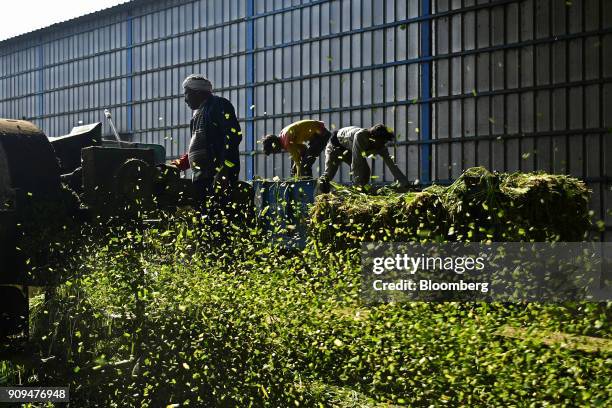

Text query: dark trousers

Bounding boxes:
[321,130,352,182]
[192,179,254,247]
[291,128,332,178]
[192,178,215,203]
[192,178,228,216]
[193,178,246,223]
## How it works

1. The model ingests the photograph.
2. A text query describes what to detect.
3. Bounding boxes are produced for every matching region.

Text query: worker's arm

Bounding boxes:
[378,148,410,186]
[216,99,242,184]
[171,153,190,171]
[351,130,372,186]
[288,145,305,178]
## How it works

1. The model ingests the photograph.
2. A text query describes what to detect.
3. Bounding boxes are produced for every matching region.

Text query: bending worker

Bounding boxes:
[261,119,331,178]
[318,124,409,193]
[172,74,242,203]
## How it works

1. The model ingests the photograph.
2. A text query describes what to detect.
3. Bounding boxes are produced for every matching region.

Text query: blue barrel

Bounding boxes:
[252,179,317,249]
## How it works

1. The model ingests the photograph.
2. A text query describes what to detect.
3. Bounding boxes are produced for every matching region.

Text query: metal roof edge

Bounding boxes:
[0,0,149,47]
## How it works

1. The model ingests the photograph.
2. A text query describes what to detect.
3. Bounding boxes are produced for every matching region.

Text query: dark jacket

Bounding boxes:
[188,95,242,183]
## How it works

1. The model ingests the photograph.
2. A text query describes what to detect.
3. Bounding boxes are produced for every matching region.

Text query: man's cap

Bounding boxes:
[182,74,213,92]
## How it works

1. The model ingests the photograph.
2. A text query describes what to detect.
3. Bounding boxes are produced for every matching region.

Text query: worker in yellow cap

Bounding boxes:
[261,119,331,178]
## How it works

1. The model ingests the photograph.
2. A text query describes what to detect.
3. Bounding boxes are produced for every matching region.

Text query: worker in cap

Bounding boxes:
[172,74,242,205]
[318,124,409,192]
[261,119,331,178]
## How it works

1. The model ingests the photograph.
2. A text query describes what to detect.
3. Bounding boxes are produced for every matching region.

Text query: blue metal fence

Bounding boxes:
[420,0,432,184]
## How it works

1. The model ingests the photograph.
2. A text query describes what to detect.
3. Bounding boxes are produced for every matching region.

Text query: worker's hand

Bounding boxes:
[318,177,331,194]
[398,179,413,192]
[355,183,373,194]
[172,154,190,171]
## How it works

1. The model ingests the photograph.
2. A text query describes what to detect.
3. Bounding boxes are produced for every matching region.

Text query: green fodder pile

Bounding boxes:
[17,213,611,407]
[310,167,592,248]
[3,168,607,407]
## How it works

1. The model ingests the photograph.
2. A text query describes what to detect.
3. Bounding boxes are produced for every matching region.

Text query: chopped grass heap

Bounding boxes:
[3,170,608,407]
[16,213,610,407]
[310,167,592,248]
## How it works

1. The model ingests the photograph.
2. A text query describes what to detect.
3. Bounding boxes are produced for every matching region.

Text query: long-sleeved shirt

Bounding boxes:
[278,120,326,176]
[187,95,242,183]
[335,126,409,186]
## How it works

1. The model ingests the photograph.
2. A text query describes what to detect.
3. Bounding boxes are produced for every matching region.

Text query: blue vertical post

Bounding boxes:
[37,39,44,118]
[245,0,255,180]
[420,0,432,184]
[127,11,134,133]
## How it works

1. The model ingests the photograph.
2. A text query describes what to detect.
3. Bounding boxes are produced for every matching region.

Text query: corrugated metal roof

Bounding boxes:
[0,0,144,46]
